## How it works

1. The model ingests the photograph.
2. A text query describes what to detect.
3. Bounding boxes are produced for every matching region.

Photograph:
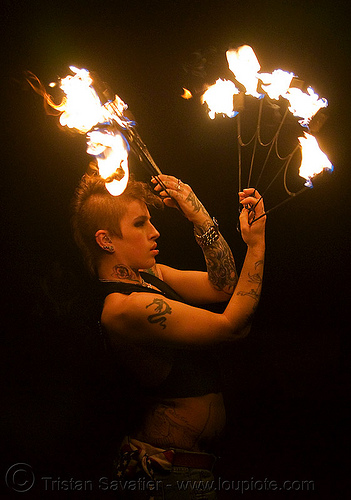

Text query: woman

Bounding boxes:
[72,172,266,498]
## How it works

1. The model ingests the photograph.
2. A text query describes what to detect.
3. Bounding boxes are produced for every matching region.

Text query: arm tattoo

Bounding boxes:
[205,234,238,294]
[185,191,209,217]
[247,271,262,284]
[187,192,237,294]
[236,260,264,308]
[202,233,238,295]
[237,288,260,301]
[146,298,172,329]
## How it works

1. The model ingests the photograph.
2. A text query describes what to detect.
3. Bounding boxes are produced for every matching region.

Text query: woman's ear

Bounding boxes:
[95,230,115,253]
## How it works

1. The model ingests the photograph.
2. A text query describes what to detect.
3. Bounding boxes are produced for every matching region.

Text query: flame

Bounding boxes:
[298,132,333,187]
[259,69,295,100]
[285,87,328,127]
[46,67,131,134]
[103,95,131,130]
[181,88,193,99]
[42,66,134,196]
[188,44,329,130]
[87,130,130,196]
[226,45,262,98]
[58,66,108,133]
[57,67,133,195]
[201,79,239,119]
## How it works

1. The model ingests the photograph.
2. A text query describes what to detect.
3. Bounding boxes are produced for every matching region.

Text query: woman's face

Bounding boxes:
[112,198,160,271]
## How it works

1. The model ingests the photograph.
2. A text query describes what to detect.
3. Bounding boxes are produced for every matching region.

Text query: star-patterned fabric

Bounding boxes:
[114,437,176,479]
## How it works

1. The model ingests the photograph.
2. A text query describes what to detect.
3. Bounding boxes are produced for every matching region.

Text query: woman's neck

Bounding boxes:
[99,263,142,284]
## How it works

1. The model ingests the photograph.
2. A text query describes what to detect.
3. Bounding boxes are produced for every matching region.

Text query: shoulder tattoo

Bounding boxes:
[146,298,172,329]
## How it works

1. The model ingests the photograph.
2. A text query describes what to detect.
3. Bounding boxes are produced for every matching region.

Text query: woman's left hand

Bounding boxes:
[151,174,211,225]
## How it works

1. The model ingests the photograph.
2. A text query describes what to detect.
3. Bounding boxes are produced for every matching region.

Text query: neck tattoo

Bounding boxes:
[111,264,138,281]
[99,264,153,289]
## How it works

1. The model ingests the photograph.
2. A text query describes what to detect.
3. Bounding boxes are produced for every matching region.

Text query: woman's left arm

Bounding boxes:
[193,215,238,295]
[151,175,238,304]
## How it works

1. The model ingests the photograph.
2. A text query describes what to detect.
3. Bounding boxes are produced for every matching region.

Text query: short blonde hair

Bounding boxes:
[71,172,163,276]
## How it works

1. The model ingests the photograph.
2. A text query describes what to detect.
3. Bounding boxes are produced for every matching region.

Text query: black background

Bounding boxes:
[1,1,350,498]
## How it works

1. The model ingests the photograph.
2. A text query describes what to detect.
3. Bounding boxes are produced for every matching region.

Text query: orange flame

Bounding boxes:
[298,132,333,187]
[57,66,109,133]
[87,130,130,196]
[27,67,132,196]
[259,69,295,100]
[226,45,261,98]
[201,79,239,119]
[181,88,193,99]
[285,87,328,127]
[25,71,64,116]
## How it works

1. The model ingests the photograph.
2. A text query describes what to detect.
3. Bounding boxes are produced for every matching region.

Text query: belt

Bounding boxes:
[171,451,216,471]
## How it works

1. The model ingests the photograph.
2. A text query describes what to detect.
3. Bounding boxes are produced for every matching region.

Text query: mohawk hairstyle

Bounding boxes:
[71,171,163,276]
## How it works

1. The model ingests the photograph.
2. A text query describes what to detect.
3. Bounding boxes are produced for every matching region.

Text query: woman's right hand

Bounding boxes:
[238,188,266,248]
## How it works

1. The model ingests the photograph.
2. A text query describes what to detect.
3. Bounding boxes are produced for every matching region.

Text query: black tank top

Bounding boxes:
[99,272,221,398]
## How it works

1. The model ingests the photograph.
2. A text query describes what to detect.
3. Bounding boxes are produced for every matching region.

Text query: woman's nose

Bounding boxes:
[150,224,160,239]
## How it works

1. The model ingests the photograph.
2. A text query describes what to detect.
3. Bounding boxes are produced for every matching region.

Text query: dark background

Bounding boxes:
[1,1,350,498]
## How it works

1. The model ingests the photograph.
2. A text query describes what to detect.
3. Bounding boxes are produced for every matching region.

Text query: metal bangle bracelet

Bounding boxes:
[194,218,219,248]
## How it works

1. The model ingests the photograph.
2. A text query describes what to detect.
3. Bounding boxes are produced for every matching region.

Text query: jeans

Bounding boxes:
[121,467,217,500]
[115,437,217,499]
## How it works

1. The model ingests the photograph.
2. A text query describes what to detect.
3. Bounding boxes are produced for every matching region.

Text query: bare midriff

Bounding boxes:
[133,392,226,451]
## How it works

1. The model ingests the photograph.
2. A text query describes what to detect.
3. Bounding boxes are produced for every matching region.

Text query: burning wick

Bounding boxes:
[56,66,132,195]
[194,44,333,191]
[298,132,333,187]
[201,79,240,119]
[86,130,130,196]
[27,67,177,204]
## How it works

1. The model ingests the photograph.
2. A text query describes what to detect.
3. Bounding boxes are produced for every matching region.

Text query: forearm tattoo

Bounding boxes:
[185,191,209,218]
[146,298,172,329]
[202,233,238,295]
[186,192,237,294]
[236,260,264,309]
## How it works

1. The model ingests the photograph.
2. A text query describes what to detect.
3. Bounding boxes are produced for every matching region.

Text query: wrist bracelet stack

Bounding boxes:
[194,217,219,248]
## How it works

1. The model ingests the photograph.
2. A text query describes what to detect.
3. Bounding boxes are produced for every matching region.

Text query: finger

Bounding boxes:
[239,206,250,224]
[152,175,183,194]
[241,199,265,220]
[243,187,256,194]
[158,189,178,199]
[241,194,264,206]
[157,174,178,186]
[151,175,173,187]
[162,198,178,208]
[239,207,257,227]
[168,180,185,194]
[151,174,170,182]
[240,188,256,197]
[153,182,162,191]
[154,180,174,197]
[240,196,259,206]
[239,188,260,199]
[152,175,170,189]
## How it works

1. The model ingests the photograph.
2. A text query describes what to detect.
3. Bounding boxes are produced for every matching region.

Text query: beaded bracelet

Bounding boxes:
[194,217,219,248]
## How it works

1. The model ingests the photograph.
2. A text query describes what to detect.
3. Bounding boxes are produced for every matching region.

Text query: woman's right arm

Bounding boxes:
[102,189,266,346]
